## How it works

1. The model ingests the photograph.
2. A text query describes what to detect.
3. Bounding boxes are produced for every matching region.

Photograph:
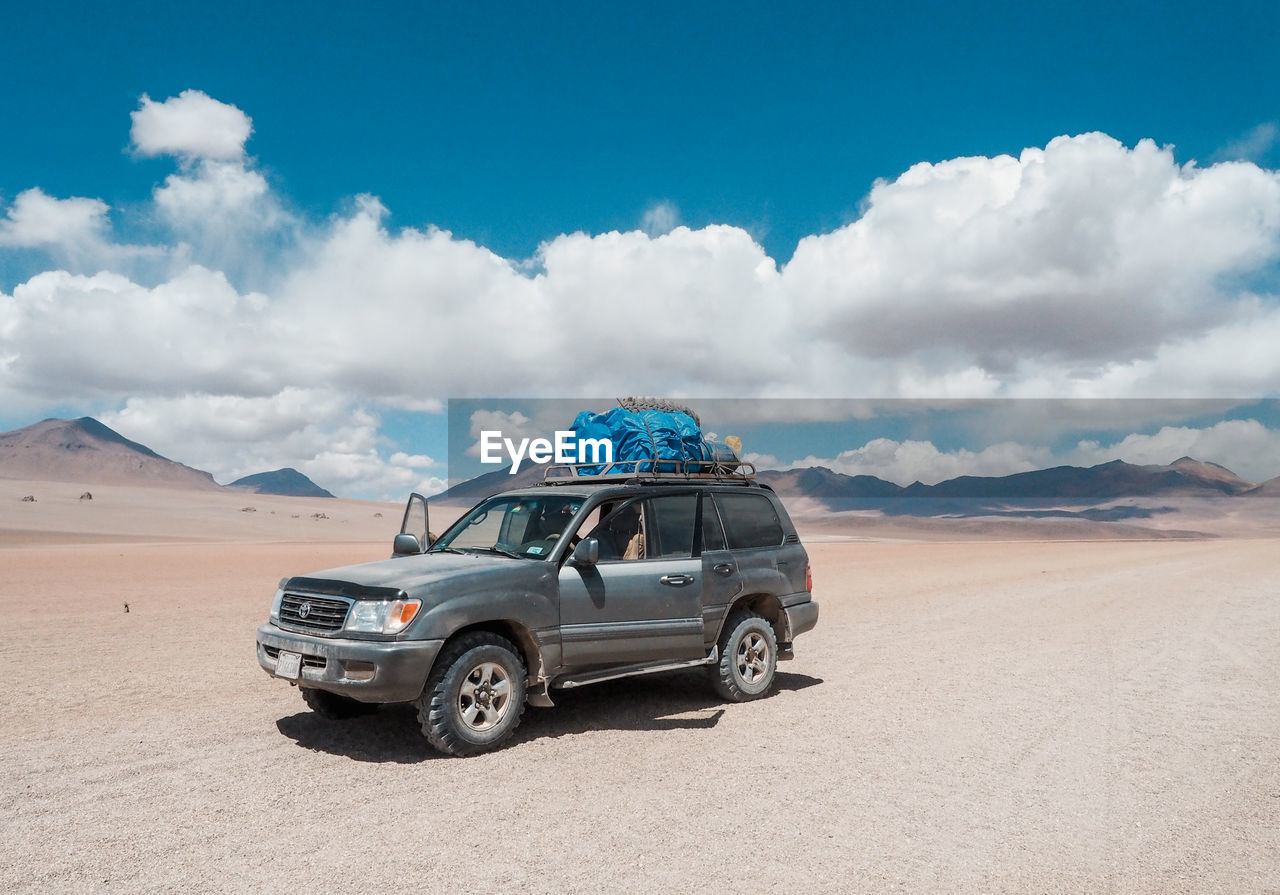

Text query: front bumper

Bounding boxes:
[256,623,444,703]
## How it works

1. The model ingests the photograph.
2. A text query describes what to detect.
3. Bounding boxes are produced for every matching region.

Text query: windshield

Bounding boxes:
[430,494,584,558]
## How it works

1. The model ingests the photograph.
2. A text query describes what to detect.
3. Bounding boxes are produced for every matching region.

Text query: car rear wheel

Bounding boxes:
[417,632,527,756]
[711,611,778,701]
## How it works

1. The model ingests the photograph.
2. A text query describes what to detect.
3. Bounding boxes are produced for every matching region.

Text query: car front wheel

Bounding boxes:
[417,632,527,756]
[711,611,778,701]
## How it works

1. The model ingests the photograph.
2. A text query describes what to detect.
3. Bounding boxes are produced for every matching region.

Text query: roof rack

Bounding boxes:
[539,458,758,486]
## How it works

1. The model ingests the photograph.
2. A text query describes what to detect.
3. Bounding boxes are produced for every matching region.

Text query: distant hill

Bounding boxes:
[758,457,1258,502]
[1169,457,1256,493]
[757,466,903,499]
[1244,476,1280,497]
[229,468,335,498]
[0,417,220,489]
[437,463,549,502]
[901,458,1256,500]
[436,455,1265,505]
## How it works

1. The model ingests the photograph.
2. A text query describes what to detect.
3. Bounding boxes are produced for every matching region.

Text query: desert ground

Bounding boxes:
[2,480,1278,893]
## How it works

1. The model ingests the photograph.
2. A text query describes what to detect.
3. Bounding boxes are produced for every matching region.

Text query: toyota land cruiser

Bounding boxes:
[256,463,818,756]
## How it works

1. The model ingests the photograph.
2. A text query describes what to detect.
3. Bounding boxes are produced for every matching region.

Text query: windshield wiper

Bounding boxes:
[429,546,466,555]
[469,546,525,559]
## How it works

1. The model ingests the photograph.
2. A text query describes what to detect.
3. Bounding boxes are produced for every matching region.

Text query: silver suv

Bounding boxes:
[256,467,818,756]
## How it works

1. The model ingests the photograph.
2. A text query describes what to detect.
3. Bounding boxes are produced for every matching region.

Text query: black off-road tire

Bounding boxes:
[416,632,527,757]
[710,611,778,702]
[301,687,379,719]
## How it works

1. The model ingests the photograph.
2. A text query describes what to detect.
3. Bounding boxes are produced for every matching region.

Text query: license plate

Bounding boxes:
[275,650,302,679]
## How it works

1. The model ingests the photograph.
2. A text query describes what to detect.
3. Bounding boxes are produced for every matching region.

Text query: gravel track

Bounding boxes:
[3,538,1278,893]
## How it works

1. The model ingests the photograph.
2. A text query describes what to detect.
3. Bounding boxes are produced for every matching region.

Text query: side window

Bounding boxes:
[587,501,645,562]
[646,493,697,559]
[702,494,727,552]
[571,505,603,544]
[716,492,784,549]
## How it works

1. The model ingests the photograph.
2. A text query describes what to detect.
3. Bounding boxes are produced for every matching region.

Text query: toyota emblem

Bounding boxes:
[298,601,312,619]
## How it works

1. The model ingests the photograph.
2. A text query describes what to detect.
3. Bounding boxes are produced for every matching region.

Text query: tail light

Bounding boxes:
[806,562,813,593]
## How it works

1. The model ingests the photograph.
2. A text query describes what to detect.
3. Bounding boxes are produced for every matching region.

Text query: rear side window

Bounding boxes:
[646,493,697,558]
[715,492,784,549]
[701,494,727,552]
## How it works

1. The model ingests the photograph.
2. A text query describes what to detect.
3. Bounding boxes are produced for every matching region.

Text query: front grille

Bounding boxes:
[279,593,351,633]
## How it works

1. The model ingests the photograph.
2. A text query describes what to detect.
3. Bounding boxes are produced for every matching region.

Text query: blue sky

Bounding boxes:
[7,0,1279,265]
[3,1,1280,497]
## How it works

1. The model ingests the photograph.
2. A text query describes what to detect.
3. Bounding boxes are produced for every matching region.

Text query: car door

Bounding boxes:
[398,491,432,550]
[557,493,705,667]
[699,492,745,646]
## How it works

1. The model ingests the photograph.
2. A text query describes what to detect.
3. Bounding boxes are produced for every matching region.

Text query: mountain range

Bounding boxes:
[2,416,1277,504]
[444,453,1276,504]
[0,418,332,497]
[756,456,1270,502]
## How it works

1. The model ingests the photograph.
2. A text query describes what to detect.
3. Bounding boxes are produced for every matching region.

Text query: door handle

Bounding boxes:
[712,562,733,576]
[659,574,695,587]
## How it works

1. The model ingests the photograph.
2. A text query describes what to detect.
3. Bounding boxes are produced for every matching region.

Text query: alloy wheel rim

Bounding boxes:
[736,632,769,684]
[458,661,512,731]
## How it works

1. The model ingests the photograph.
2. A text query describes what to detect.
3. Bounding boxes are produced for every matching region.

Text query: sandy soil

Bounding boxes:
[2,483,1278,892]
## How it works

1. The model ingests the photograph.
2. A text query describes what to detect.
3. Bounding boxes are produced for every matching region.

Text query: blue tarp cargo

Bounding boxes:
[566,407,738,473]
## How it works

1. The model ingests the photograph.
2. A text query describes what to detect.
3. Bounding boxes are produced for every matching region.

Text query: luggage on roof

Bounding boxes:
[565,398,740,475]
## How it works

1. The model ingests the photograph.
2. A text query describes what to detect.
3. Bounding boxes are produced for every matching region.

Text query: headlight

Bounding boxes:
[269,588,284,623]
[383,599,422,633]
[344,599,422,634]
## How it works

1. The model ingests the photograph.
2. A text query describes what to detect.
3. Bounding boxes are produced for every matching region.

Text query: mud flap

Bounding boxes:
[526,679,555,707]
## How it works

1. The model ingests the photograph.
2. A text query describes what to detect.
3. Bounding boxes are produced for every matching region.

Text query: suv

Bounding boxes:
[255,466,818,755]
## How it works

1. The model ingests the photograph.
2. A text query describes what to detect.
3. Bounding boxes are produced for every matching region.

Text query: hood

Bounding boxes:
[284,551,545,604]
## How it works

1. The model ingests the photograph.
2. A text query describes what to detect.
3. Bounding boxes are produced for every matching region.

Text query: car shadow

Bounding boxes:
[273,670,823,763]
[512,669,823,746]
[276,707,434,764]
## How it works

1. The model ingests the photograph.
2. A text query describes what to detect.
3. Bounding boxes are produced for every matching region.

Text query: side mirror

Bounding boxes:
[570,537,599,566]
[392,533,422,556]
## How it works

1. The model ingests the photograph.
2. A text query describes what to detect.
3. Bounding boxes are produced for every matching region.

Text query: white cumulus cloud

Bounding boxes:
[784,134,1280,380]
[0,188,110,250]
[154,162,270,226]
[5,94,1280,496]
[784,438,1051,486]
[6,121,1280,407]
[100,389,446,499]
[130,90,253,161]
[389,451,438,468]
[1,267,276,400]
[1067,419,1280,483]
[465,410,539,458]
[128,91,289,278]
